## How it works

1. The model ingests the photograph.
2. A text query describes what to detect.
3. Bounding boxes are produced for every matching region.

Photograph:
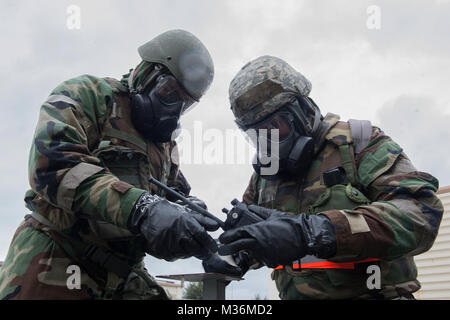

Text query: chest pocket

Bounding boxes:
[307,119,373,215]
[93,142,151,192]
[307,181,369,214]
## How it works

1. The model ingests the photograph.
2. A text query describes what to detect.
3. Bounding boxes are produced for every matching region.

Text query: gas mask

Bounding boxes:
[130,74,197,143]
[244,97,321,179]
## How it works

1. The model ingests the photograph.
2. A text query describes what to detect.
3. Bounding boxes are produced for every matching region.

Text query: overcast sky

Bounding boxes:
[0,0,449,300]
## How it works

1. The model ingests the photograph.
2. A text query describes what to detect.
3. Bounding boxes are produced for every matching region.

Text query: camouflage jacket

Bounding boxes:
[0,74,189,299]
[243,113,443,299]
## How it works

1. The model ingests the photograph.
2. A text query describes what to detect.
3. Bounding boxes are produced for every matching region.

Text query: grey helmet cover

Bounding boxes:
[138,29,215,101]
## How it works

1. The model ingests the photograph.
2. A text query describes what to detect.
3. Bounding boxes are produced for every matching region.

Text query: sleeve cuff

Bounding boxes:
[114,186,146,229]
[320,209,369,258]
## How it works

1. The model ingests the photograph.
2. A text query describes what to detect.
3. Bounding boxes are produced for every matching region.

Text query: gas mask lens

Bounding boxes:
[154,75,197,114]
[244,112,294,147]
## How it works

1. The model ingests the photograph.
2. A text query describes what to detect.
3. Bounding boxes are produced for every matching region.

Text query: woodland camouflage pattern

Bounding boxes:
[242,113,444,299]
[0,69,190,299]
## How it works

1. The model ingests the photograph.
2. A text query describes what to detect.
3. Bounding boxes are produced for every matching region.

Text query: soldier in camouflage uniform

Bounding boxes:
[0,29,220,300]
[218,56,444,299]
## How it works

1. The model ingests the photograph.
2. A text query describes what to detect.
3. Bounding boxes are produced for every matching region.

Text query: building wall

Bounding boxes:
[157,280,184,300]
[414,186,450,300]
[268,270,279,300]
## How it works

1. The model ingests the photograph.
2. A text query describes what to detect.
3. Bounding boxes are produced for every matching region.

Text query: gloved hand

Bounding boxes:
[202,250,262,277]
[175,195,208,210]
[218,205,337,268]
[201,252,243,277]
[128,192,220,261]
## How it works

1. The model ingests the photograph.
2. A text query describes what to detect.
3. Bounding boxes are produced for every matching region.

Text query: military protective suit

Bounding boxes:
[219,56,444,300]
[0,30,216,300]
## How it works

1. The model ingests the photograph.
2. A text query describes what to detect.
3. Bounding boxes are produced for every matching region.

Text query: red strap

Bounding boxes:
[274,258,380,270]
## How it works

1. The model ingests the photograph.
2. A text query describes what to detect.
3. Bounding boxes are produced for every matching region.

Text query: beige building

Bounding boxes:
[268,185,450,300]
[414,186,450,299]
[157,279,184,300]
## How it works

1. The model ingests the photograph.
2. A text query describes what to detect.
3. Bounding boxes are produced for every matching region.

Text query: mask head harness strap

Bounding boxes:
[128,64,165,95]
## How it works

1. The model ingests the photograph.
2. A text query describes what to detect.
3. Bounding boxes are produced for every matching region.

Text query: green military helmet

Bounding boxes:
[229,55,312,127]
[138,29,214,101]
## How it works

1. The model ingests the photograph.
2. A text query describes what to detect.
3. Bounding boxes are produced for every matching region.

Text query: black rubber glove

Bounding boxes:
[175,195,208,210]
[201,252,243,277]
[128,192,220,261]
[218,205,337,268]
[202,250,261,277]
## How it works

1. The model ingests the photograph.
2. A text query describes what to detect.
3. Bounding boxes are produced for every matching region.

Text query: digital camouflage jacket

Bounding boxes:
[0,74,190,300]
[243,113,443,299]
